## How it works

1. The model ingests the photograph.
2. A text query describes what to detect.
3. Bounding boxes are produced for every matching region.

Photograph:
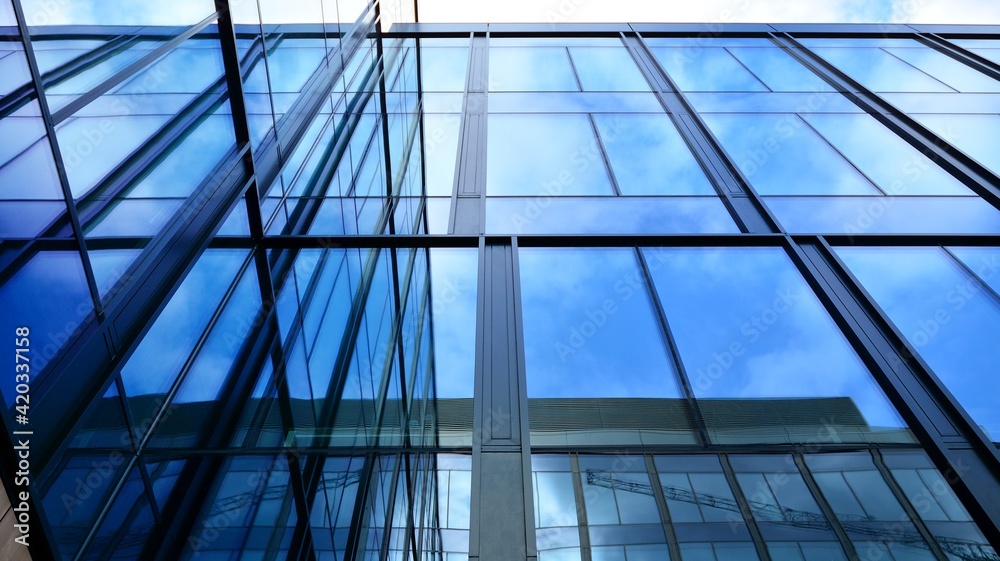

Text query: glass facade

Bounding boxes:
[1,3,999,560]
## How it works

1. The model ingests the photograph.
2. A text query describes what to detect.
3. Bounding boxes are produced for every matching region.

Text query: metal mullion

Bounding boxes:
[718,453,773,561]
[922,33,1000,80]
[586,113,623,196]
[50,11,221,124]
[633,247,710,445]
[11,0,103,312]
[870,449,951,561]
[569,454,593,561]
[644,454,684,561]
[792,454,861,561]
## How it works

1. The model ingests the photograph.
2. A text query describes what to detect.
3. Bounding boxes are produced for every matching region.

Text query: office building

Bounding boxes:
[1,0,1000,559]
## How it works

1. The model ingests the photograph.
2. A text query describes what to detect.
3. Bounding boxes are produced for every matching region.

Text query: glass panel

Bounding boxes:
[419,44,469,92]
[643,247,912,445]
[702,113,880,195]
[490,47,580,91]
[487,113,615,196]
[119,249,248,442]
[533,455,583,561]
[835,246,1000,441]
[807,47,954,92]
[593,114,715,195]
[884,451,998,560]
[910,114,1000,176]
[885,46,1000,92]
[730,455,848,561]
[568,47,651,91]
[764,196,1000,235]
[800,113,971,196]
[422,113,461,196]
[0,250,93,405]
[805,453,938,560]
[519,248,695,446]
[651,47,768,92]
[486,197,738,235]
[727,46,834,92]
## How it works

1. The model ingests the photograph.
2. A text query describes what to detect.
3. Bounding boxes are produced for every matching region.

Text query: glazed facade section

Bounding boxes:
[1,0,1000,559]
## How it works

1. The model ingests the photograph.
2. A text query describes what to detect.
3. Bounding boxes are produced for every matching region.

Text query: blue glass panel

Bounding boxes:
[702,113,879,195]
[0,250,92,404]
[801,113,971,196]
[686,92,862,113]
[488,92,664,113]
[885,46,1000,92]
[88,249,142,298]
[122,113,235,198]
[0,138,65,200]
[57,114,170,198]
[835,246,1000,441]
[487,114,615,196]
[120,250,248,440]
[644,247,911,445]
[726,47,834,92]
[419,46,469,92]
[910,114,1000,176]
[489,47,579,91]
[264,37,328,94]
[808,48,954,92]
[85,198,186,237]
[651,47,767,92]
[0,201,65,237]
[429,248,477,399]
[40,453,130,560]
[44,42,154,110]
[148,264,262,447]
[486,197,737,235]
[594,114,715,195]
[765,196,1000,235]
[519,248,695,446]
[569,47,651,91]
[880,93,1000,114]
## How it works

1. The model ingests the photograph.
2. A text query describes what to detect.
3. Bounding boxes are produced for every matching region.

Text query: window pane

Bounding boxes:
[651,47,767,92]
[519,248,694,445]
[569,47,651,91]
[487,114,615,196]
[835,246,1000,441]
[807,47,954,92]
[594,114,715,195]
[702,113,880,195]
[486,197,738,235]
[800,113,971,196]
[490,47,579,91]
[643,247,912,445]
[910,114,1000,176]
[727,46,834,92]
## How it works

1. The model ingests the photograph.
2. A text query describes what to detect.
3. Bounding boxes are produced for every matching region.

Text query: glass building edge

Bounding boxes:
[1,7,1000,561]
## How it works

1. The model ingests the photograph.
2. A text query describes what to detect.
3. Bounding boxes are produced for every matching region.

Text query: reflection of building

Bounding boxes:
[1,0,1000,559]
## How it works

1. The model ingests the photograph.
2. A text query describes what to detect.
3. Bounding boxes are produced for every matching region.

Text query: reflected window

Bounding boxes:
[519,248,694,446]
[643,246,912,445]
